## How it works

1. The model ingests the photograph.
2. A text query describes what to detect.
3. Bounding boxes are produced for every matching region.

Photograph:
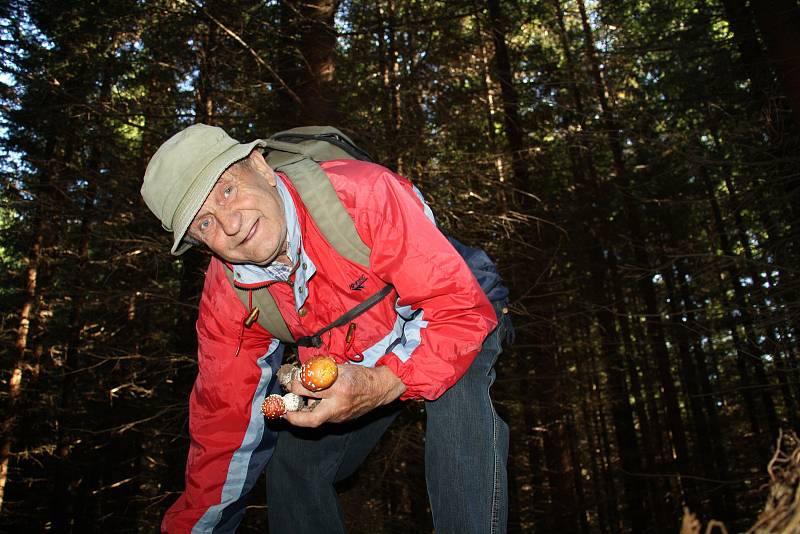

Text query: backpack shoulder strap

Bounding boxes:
[266,154,372,268]
[223,266,296,344]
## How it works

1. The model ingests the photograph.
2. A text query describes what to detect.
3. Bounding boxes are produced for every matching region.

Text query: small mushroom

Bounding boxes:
[300,355,338,392]
[261,392,303,419]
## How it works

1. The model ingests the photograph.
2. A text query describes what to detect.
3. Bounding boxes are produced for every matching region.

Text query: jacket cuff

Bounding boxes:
[376,352,464,401]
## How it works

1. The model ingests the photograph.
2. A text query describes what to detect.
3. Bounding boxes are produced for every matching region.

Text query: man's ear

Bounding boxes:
[248,150,276,186]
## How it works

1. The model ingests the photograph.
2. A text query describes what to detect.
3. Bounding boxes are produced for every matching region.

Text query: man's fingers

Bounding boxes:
[285,378,320,398]
[283,401,333,428]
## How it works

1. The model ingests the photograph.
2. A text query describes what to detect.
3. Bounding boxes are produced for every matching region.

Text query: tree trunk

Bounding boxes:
[486,0,530,194]
[589,350,623,532]
[284,0,341,125]
[52,172,99,532]
[474,4,509,188]
[376,0,402,170]
[607,250,671,529]
[718,0,778,129]
[675,258,737,523]
[662,261,723,519]
[566,409,590,533]
[523,391,545,528]
[534,324,579,531]
[0,202,45,512]
[556,0,671,526]
[576,327,612,534]
[173,17,219,355]
[724,174,798,429]
[703,174,778,456]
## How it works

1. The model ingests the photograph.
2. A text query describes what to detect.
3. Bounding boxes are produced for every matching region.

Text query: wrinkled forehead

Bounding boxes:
[219,156,254,182]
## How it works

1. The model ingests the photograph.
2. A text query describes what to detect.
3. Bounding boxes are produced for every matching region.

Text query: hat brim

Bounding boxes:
[170,138,268,255]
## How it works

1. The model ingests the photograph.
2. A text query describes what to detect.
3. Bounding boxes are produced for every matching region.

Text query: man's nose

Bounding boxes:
[219,208,242,236]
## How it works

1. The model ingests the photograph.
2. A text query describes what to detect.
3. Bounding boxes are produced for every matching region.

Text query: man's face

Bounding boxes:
[188,150,288,265]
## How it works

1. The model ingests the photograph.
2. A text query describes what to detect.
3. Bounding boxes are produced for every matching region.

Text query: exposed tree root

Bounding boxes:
[681,431,800,534]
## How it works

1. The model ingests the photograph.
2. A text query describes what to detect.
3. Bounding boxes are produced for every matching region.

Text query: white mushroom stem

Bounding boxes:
[282,392,303,412]
[277,364,301,388]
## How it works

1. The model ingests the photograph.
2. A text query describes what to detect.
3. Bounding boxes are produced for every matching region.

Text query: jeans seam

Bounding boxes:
[489,309,506,534]
[490,397,500,534]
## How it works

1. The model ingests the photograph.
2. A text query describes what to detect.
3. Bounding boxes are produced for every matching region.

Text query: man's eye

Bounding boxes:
[223,186,233,198]
[198,218,211,232]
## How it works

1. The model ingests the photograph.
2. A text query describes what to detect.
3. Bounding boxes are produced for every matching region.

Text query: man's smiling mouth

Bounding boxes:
[241,219,259,245]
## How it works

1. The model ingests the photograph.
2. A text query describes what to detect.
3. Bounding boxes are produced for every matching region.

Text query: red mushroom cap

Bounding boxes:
[300,355,338,392]
[261,394,286,419]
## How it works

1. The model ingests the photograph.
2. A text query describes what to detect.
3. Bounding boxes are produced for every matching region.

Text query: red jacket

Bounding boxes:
[162,160,496,532]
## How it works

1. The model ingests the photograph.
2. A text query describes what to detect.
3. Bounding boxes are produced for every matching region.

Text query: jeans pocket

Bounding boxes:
[492,298,515,346]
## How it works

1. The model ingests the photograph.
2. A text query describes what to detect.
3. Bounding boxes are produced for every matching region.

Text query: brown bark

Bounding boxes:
[566,409,590,533]
[376,0,401,170]
[0,206,44,512]
[498,326,538,528]
[473,5,509,188]
[173,18,218,355]
[285,0,341,125]
[552,2,663,527]
[522,390,545,528]
[195,15,217,124]
[718,0,776,124]
[587,249,650,532]
[719,0,800,352]
[608,250,672,529]
[703,174,774,459]
[486,0,530,193]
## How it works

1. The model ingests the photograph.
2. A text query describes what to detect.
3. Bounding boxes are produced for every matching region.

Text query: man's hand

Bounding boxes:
[283,364,406,427]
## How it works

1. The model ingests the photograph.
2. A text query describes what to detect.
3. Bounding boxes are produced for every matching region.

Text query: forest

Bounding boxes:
[1,0,799,532]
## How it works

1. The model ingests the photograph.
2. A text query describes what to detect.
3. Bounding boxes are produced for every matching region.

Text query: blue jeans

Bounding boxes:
[266,302,511,533]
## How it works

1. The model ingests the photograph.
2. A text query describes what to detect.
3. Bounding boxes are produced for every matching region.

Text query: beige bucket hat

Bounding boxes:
[141,124,266,255]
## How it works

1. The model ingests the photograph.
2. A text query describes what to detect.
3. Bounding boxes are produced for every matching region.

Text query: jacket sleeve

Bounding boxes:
[162,258,280,533]
[355,166,497,401]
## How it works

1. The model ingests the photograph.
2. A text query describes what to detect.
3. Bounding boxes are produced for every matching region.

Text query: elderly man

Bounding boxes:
[141,124,512,533]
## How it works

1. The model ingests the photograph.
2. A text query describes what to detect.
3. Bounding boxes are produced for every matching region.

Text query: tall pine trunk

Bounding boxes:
[486,0,530,194]
[288,0,341,125]
[474,5,509,188]
[703,173,776,458]
[0,198,45,512]
[675,258,736,523]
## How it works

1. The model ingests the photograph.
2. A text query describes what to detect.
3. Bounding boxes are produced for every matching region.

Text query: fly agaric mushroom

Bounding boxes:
[261,393,303,419]
[300,355,338,392]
